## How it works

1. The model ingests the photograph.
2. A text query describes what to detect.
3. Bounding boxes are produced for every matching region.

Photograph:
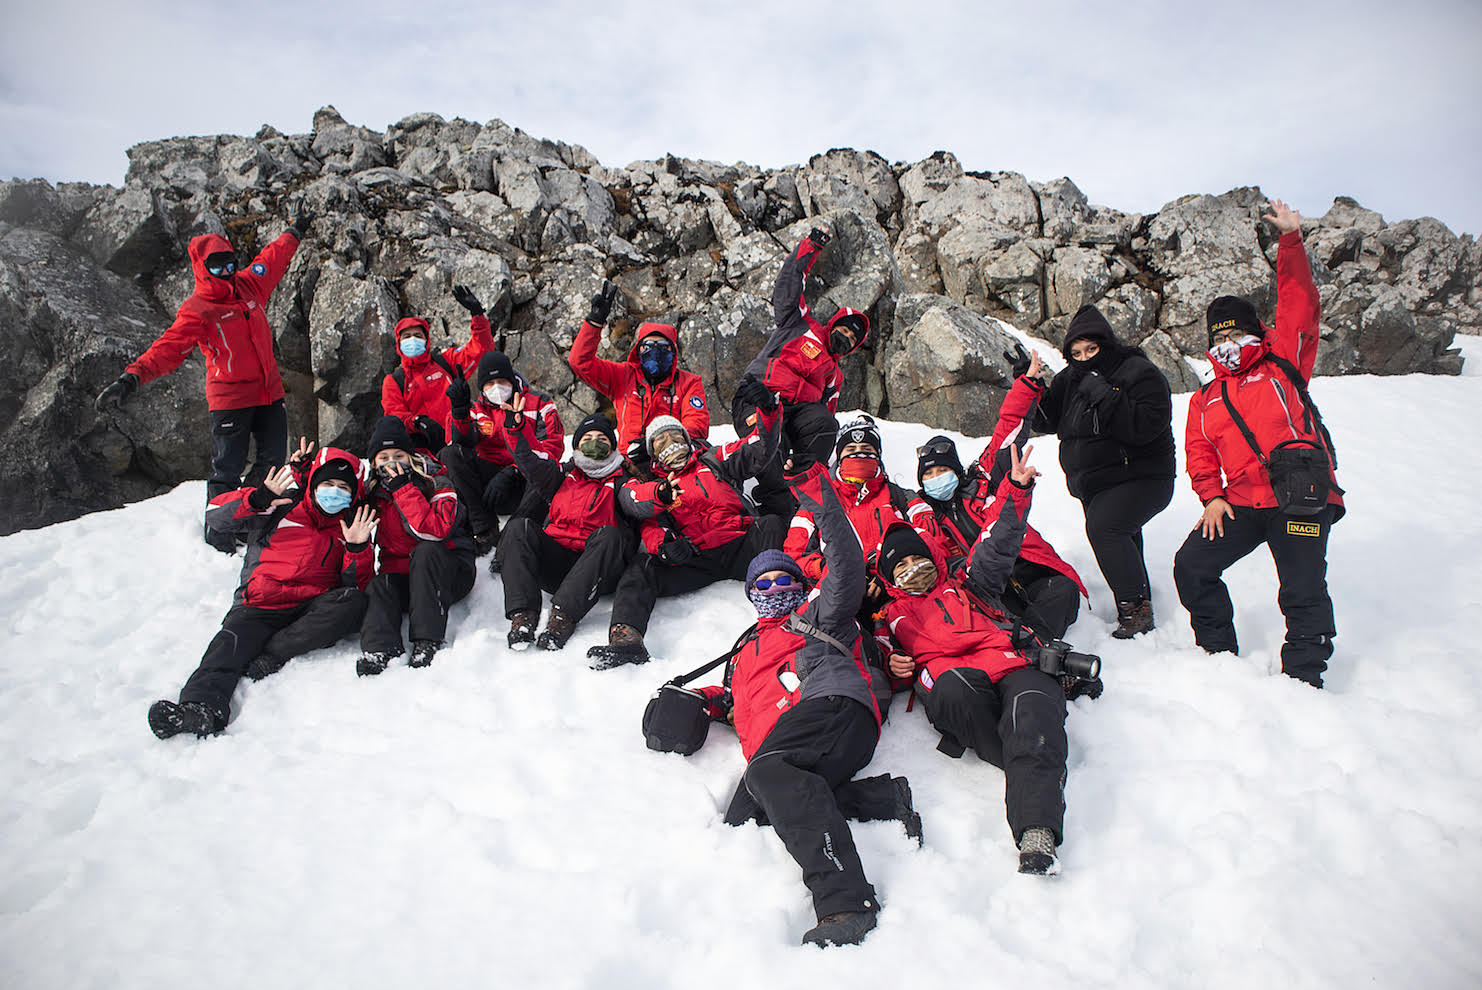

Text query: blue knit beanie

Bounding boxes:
[745,549,807,590]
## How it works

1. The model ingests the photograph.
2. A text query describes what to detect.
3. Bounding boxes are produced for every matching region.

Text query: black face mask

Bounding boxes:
[204,251,238,279]
[829,329,855,356]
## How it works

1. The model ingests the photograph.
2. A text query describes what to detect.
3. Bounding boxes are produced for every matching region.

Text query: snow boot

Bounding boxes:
[244,653,288,682]
[893,776,924,847]
[357,651,396,677]
[409,640,440,668]
[148,700,222,740]
[473,526,499,559]
[801,909,878,948]
[1018,826,1060,876]
[1111,599,1154,639]
[536,607,576,651]
[507,611,537,650]
[586,623,650,670]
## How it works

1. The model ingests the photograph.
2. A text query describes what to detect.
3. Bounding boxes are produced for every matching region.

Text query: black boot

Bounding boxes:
[1018,826,1060,875]
[801,909,878,948]
[409,640,440,668]
[586,623,650,670]
[893,777,924,847]
[507,611,538,650]
[357,651,396,677]
[1111,599,1154,639]
[536,606,576,651]
[148,700,223,740]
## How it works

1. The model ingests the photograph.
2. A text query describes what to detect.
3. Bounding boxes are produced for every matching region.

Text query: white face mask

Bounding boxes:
[483,383,513,405]
[1209,335,1262,371]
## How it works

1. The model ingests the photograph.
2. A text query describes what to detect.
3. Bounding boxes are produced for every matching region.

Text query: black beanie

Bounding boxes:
[574,412,618,449]
[476,351,518,390]
[310,458,358,491]
[916,435,965,487]
[1206,296,1263,342]
[879,525,932,585]
[367,415,415,458]
[1061,305,1118,360]
[835,415,882,461]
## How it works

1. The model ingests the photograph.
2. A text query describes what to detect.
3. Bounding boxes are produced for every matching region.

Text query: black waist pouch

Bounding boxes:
[642,685,711,755]
[1266,440,1335,516]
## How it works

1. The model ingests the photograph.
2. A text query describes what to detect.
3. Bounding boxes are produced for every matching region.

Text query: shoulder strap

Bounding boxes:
[395,352,458,395]
[1219,380,1269,467]
[671,622,759,688]
[1266,354,1339,467]
[431,349,458,381]
[392,366,407,393]
[886,481,914,516]
[783,612,854,657]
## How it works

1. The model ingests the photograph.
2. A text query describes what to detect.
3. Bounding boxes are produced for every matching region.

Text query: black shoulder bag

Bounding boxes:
[642,624,757,755]
[1219,358,1343,517]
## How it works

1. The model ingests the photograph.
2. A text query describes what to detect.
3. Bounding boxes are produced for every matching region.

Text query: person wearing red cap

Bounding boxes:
[95,213,313,553]
[381,285,496,455]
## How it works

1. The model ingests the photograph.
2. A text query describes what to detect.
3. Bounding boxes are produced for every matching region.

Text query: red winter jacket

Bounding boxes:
[450,385,565,468]
[912,377,1088,596]
[380,315,495,437]
[568,319,710,449]
[620,404,781,553]
[877,477,1038,688]
[369,462,474,576]
[204,447,373,609]
[741,235,869,410]
[512,434,627,552]
[1185,231,1343,513]
[127,231,300,411]
[785,465,935,583]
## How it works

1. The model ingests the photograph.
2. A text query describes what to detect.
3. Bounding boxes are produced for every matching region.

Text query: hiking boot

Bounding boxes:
[892,776,924,847]
[1111,599,1154,639]
[473,527,499,558]
[507,611,538,650]
[148,700,222,740]
[1018,826,1060,876]
[801,909,878,948]
[244,653,288,682]
[357,651,395,677]
[586,623,650,670]
[536,607,576,651]
[409,640,440,668]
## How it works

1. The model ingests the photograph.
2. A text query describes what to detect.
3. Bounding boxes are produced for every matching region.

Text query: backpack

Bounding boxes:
[391,350,461,393]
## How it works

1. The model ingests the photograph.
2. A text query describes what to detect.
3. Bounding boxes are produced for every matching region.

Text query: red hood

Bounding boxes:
[826,308,870,355]
[625,322,683,383]
[395,317,433,368]
[299,446,368,528]
[188,233,239,304]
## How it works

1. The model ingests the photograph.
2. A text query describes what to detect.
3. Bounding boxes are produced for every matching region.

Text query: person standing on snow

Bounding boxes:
[147,441,375,739]
[380,285,496,456]
[95,214,313,553]
[1031,305,1175,638]
[355,417,476,676]
[732,226,870,515]
[1173,199,1343,688]
[568,282,710,476]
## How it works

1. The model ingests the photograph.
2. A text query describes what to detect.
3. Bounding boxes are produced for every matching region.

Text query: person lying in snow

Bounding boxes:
[499,413,636,652]
[874,444,1085,876]
[355,417,476,676]
[696,479,919,948]
[380,284,497,457]
[147,441,374,739]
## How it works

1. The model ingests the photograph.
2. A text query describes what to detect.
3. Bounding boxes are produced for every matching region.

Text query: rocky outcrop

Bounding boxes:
[0,107,1474,534]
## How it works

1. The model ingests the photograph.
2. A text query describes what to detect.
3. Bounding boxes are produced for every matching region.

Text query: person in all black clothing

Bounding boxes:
[1032,306,1175,638]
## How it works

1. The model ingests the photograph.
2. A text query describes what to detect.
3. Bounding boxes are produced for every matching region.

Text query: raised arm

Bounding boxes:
[962,446,1037,601]
[1266,200,1321,379]
[800,474,867,644]
[510,431,566,503]
[770,231,827,336]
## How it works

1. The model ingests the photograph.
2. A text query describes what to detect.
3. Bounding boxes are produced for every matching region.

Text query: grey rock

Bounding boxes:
[885,294,1020,432]
[72,186,180,278]
[307,265,399,451]
[1137,331,1201,393]
[1047,246,1113,318]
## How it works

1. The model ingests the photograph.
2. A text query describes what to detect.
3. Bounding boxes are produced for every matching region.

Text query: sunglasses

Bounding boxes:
[206,259,238,277]
[916,439,955,458]
[752,574,797,593]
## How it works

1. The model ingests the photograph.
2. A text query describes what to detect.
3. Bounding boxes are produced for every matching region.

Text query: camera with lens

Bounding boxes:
[1035,639,1101,680]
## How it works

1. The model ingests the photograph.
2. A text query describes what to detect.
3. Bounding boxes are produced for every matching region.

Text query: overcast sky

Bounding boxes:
[2,0,1479,235]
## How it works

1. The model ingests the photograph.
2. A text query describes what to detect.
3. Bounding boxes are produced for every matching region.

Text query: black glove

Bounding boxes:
[378,464,414,494]
[736,372,777,412]
[482,466,520,509]
[288,211,314,240]
[94,372,139,412]
[445,376,472,417]
[587,280,618,326]
[1077,370,1113,406]
[502,407,521,430]
[452,284,484,317]
[1003,342,1031,379]
[246,484,278,512]
[808,227,831,247]
[655,480,679,506]
[656,533,696,567]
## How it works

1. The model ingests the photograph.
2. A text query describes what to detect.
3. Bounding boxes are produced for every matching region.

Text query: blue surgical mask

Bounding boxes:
[923,473,959,501]
[399,336,427,358]
[315,485,353,514]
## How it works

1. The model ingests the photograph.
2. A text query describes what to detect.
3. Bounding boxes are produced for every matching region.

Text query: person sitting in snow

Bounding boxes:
[874,444,1079,876]
[147,441,374,739]
[568,282,710,477]
[697,479,918,948]
[355,416,476,676]
[380,285,497,456]
[499,413,636,652]
[439,350,565,555]
[732,225,870,515]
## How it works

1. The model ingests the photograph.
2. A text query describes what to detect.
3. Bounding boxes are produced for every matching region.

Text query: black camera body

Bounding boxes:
[1035,640,1101,680]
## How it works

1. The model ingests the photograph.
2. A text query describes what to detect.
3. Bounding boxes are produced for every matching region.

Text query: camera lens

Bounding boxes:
[1063,652,1101,680]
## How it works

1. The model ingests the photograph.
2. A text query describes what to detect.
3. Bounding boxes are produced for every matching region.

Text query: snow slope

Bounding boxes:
[2,369,1481,990]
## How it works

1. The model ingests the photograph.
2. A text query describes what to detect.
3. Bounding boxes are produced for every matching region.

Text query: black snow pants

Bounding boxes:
[1173,503,1336,687]
[179,586,368,724]
[499,521,633,622]
[724,696,881,921]
[608,516,789,635]
[920,665,1068,844]
[1001,558,1082,642]
[732,397,839,518]
[205,399,287,550]
[438,444,527,538]
[1080,477,1174,605]
[360,543,477,655]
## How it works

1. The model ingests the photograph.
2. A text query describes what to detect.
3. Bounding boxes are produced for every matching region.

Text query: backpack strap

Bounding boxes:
[392,366,407,393]
[394,351,460,396]
[782,612,855,658]
[660,622,757,690]
[1265,354,1339,468]
[1219,380,1269,467]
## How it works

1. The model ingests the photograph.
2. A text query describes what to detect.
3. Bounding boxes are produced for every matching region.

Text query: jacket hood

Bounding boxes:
[188,233,238,304]
[1061,305,1120,360]
[826,308,870,355]
[301,446,367,526]
[624,322,681,362]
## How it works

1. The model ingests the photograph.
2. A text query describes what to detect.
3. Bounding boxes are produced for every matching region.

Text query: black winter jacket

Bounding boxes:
[1033,347,1175,499]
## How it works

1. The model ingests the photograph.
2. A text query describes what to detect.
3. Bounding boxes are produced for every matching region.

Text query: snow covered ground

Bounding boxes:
[3,362,1481,989]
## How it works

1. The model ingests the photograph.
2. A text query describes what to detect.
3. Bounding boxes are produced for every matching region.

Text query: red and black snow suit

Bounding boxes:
[127,231,300,410]
[568,319,710,450]
[381,315,495,444]
[785,464,935,584]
